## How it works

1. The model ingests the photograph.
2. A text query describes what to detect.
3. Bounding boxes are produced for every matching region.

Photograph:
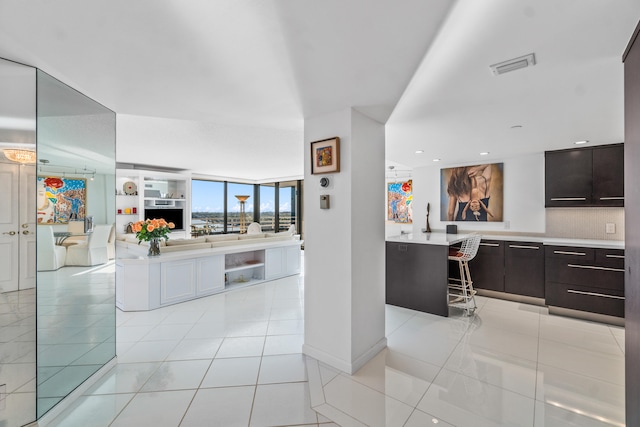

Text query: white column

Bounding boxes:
[303,108,386,374]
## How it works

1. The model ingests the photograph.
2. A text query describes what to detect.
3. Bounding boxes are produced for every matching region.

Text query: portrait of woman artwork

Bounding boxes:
[440,163,503,222]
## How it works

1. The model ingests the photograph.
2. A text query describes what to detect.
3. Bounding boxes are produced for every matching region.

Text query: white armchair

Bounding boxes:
[37,227,66,271]
[247,222,262,235]
[60,220,87,248]
[65,224,111,266]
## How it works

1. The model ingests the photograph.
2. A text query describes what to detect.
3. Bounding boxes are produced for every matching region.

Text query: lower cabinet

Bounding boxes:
[265,246,301,280]
[545,246,625,317]
[467,240,544,298]
[468,240,504,292]
[505,241,544,298]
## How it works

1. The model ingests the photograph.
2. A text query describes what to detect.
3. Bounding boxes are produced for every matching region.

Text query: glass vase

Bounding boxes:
[148,238,161,257]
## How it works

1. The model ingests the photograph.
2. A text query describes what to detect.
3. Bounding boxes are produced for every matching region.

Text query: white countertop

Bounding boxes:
[386,232,472,246]
[480,234,624,249]
[386,232,624,250]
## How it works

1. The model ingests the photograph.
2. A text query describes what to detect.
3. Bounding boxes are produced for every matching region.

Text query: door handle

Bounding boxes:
[2,231,16,236]
[22,230,30,235]
[21,223,29,229]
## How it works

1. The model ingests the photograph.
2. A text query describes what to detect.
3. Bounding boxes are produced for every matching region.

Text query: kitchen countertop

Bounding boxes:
[386,232,624,250]
[386,232,472,246]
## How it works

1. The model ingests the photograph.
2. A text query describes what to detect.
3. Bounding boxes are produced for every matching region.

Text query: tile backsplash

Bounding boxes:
[545,208,624,240]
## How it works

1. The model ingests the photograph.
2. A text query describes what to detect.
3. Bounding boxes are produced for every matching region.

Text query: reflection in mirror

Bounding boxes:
[36,70,116,418]
[0,57,37,427]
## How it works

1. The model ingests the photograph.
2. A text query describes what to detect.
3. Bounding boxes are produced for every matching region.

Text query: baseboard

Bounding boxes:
[475,289,546,307]
[303,337,387,374]
[548,306,624,327]
[37,357,117,426]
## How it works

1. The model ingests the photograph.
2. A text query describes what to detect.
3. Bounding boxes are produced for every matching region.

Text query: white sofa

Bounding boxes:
[116,228,299,255]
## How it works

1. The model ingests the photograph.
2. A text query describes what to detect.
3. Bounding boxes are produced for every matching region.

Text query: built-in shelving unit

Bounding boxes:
[116,169,190,238]
[224,250,265,288]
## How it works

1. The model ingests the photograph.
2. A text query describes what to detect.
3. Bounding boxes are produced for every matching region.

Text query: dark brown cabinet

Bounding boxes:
[386,241,449,316]
[545,245,625,317]
[504,241,545,298]
[624,19,640,425]
[545,148,593,206]
[593,144,625,206]
[468,240,504,292]
[545,143,624,207]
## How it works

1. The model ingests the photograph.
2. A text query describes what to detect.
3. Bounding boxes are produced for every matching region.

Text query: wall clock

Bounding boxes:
[123,181,137,195]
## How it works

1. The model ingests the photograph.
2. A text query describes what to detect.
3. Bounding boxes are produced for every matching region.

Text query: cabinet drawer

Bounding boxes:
[545,257,625,291]
[545,246,595,262]
[478,240,505,255]
[595,248,625,269]
[546,281,624,318]
[506,241,543,257]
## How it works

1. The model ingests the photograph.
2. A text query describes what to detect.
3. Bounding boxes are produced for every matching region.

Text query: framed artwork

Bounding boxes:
[440,163,504,222]
[387,180,413,224]
[311,137,340,174]
[37,176,87,224]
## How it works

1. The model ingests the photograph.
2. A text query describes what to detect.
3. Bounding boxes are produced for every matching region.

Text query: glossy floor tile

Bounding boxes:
[47,255,626,427]
[310,296,626,427]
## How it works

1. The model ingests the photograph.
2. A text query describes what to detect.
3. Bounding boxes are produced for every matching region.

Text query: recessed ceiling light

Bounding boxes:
[415,150,424,154]
[432,158,441,162]
[480,152,489,156]
[574,140,588,145]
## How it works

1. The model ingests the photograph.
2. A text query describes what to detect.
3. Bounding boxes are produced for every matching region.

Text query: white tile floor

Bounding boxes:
[46,261,626,427]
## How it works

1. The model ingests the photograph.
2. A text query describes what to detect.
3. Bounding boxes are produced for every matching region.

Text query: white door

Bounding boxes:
[0,163,35,292]
[20,165,36,289]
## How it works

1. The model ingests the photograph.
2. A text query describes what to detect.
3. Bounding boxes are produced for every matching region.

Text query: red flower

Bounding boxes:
[401,181,411,193]
[44,177,64,189]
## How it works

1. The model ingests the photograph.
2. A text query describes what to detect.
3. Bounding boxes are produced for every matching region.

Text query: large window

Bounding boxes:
[279,181,297,232]
[191,179,302,235]
[191,180,224,235]
[259,184,276,232]
[227,183,254,233]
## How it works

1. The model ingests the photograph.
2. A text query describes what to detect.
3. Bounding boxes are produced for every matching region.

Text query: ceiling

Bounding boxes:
[0,0,639,181]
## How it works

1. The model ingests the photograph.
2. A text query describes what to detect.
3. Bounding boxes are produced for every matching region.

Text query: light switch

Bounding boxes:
[320,194,330,209]
[606,223,616,234]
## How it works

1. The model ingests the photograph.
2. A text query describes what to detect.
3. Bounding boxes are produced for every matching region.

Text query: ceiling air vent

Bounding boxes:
[489,53,536,76]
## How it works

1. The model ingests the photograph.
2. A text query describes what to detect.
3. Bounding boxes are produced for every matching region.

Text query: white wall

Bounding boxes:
[304,109,353,367]
[86,173,115,225]
[392,153,546,235]
[303,108,386,373]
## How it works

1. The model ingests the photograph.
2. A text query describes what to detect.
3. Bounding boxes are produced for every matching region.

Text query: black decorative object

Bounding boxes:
[426,203,432,233]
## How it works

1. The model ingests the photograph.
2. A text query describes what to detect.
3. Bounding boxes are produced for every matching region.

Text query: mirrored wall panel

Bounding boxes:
[0,57,37,427]
[36,70,116,418]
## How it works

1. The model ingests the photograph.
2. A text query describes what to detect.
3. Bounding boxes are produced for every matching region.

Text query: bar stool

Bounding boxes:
[448,234,482,315]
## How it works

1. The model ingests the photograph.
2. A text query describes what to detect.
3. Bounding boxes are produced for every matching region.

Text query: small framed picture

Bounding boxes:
[311,137,340,174]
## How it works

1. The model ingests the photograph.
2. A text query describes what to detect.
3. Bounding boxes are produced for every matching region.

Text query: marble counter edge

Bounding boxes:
[386,233,623,249]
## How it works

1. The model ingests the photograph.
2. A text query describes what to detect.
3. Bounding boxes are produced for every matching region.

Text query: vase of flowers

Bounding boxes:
[132,218,175,256]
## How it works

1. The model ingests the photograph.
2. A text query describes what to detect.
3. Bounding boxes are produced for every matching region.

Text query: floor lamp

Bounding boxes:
[235,195,250,233]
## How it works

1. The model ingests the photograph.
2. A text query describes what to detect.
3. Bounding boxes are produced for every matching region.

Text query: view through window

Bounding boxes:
[192,180,300,236]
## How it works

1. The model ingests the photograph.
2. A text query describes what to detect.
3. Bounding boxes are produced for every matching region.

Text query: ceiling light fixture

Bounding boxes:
[415,150,424,154]
[3,148,36,164]
[480,152,489,156]
[432,158,441,162]
[574,140,588,145]
[490,53,536,76]
[38,160,96,180]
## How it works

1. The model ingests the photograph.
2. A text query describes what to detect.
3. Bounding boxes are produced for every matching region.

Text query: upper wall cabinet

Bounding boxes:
[545,143,624,207]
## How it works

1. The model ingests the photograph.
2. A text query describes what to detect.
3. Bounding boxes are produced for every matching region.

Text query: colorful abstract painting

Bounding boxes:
[37,176,87,224]
[387,180,413,224]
